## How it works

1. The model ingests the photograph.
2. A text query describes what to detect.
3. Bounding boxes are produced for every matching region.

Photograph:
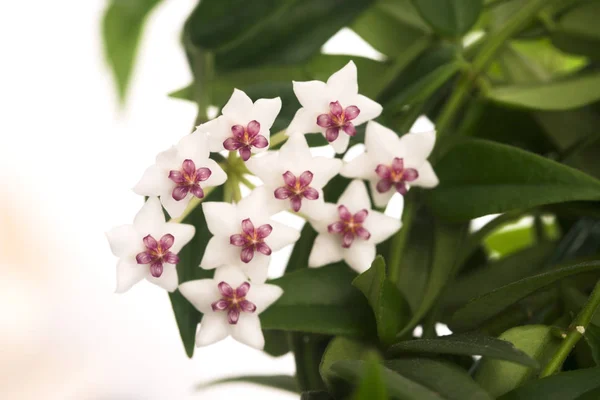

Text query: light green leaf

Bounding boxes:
[412,0,483,36]
[487,72,600,111]
[385,358,493,400]
[584,323,600,365]
[352,354,387,400]
[475,325,561,398]
[388,332,539,368]
[499,367,600,400]
[319,336,369,393]
[426,140,600,222]
[260,264,376,337]
[102,0,162,103]
[451,260,600,332]
[199,375,298,393]
[352,256,411,346]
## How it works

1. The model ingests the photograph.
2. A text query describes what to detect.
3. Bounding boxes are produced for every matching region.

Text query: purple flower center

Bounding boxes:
[229,218,273,263]
[168,159,211,201]
[135,234,180,278]
[375,157,419,195]
[223,120,268,161]
[327,205,371,248]
[316,101,360,143]
[211,281,257,325]
[273,170,319,212]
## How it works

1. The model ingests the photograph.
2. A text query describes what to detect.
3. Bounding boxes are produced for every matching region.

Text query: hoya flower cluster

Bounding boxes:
[106,61,439,351]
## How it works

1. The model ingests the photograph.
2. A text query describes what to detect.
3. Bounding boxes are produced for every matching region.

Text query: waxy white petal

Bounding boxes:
[179,279,220,314]
[231,314,265,349]
[214,264,249,288]
[133,197,166,235]
[309,157,343,188]
[286,108,319,136]
[177,130,210,160]
[202,202,239,236]
[221,89,253,122]
[245,152,280,187]
[411,160,439,188]
[241,256,270,284]
[363,210,402,244]
[344,240,376,273]
[133,164,171,196]
[365,121,402,159]
[164,222,195,253]
[198,118,230,153]
[252,97,282,131]
[340,152,375,180]
[267,221,301,251]
[326,61,358,104]
[200,237,237,270]
[147,264,179,292]
[308,233,344,268]
[369,180,395,209]
[115,259,146,293]
[202,158,228,188]
[247,283,283,312]
[329,133,351,154]
[196,313,230,346]
[106,224,139,258]
[397,130,436,167]
[337,180,371,212]
[161,193,191,219]
[350,94,383,127]
[293,80,329,111]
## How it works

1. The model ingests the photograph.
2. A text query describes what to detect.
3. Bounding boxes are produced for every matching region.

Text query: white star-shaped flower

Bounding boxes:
[179,265,283,349]
[106,197,195,292]
[197,89,282,161]
[308,180,401,273]
[245,134,342,219]
[201,188,301,283]
[341,121,439,208]
[133,131,227,218]
[286,61,383,154]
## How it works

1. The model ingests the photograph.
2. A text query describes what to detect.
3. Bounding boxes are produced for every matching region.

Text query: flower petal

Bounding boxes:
[349,94,383,126]
[353,209,369,223]
[299,171,313,187]
[337,180,371,212]
[240,255,269,283]
[218,281,234,297]
[196,118,229,153]
[221,89,253,122]
[247,120,261,137]
[252,135,268,149]
[135,251,153,265]
[172,186,190,201]
[147,264,179,292]
[200,236,231,270]
[230,314,264,349]
[214,265,248,288]
[178,131,210,160]
[342,123,356,137]
[303,187,319,200]
[292,80,329,110]
[241,218,255,236]
[201,159,227,188]
[202,202,238,236]
[411,161,439,188]
[325,127,340,142]
[398,131,436,167]
[328,132,350,154]
[252,97,282,131]
[133,197,166,235]
[403,168,419,182]
[369,180,395,209]
[241,246,255,263]
[106,224,139,258]
[179,278,220,314]
[256,224,272,239]
[115,259,146,293]
[160,193,191,219]
[245,152,281,187]
[290,196,302,212]
[196,313,230,347]
[317,113,333,128]
[239,299,257,313]
[266,221,300,251]
[329,101,343,117]
[230,234,247,247]
[163,252,180,264]
[340,153,375,180]
[133,164,171,196]
[236,281,251,297]
[223,137,243,151]
[355,226,371,240]
[246,282,284,313]
[163,222,195,253]
[274,187,293,199]
[255,242,272,256]
[365,121,402,160]
[308,233,343,268]
[309,157,342,188]
[344,105,360,120]
[286,108,319,136]
[190,185,204,199]
[228,308,241,324]
[376,179,392,194]
[362,210,402,244]
[282,171,297,187]
[343,240,376,274]
[239,147,251,161]
[326,61,358,103]
[338,205,352,222]
[297,194,327,220]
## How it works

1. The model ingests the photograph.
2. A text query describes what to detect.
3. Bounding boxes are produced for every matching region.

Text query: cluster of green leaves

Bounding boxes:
[103,0,600,398]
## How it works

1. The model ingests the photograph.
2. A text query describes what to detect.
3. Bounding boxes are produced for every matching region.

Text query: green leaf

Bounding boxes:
[475,325,560,398]
[102,0,162,103]
[260,264,376,337]
[167,84,194,102]
[412,0,483,36]
[387,332,539,368]
[331,360,445,400]
[199,375,298,393]
[498,367,600,400]
[168,187,223,358]
[186,0,374,70]
[576,386,600,400]
[426,140,600,222]
[451,260,600,332]
[352,354,387,400]
[301,391,334,400]
[487,72,600,111]
[385,358,493,400]
[397,218,468,337]
[263,330,291,357]
[320,336,369,388]
[441,242,555,311]
[352,256,411,346]
[584,323,600,365]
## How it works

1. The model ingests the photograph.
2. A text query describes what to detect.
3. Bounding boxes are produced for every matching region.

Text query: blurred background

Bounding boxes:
[0,1,402,399]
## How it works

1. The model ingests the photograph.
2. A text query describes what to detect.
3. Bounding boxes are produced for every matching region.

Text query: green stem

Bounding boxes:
[388,195,417,284]
[238,175,256,190]
[269,130,289,148]
[540,280,600,377]
[169,186,214,223]
[435,0,556,137]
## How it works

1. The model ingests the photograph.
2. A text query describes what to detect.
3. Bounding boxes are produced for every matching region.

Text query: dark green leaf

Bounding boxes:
[331,360,445,400]
[498,367,600,400]
[102,0,162,102]
[412,0,483,36]
[199,374,298,393]
[426,140,600,222]
[187,0,374,70]
[487,72,600,111]
[263,330,291,357]
[260,264,376,337]
[301,391,334,400]
[451,260,600,332]
[576,386,600,400]
[320,336,369,388]
[169,187,222,358]
[168,84,194,102]
[475,325,560,398]
[352,354,387,400]
[388,332,539,368]
[353,256,411,346]
[385,358,493,400]
[584,323,600,365]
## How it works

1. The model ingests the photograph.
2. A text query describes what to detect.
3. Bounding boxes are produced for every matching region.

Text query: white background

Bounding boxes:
[0,1,419,399]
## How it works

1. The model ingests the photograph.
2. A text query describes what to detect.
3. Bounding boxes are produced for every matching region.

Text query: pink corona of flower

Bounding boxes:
[168,159,211,200]
[135,233,180,277]
[287,61,382,153]
[327,206,371,248]
[179,265,283,349]
[341,121,439,208]
[197,89,281,161]
[229,218,273,263]
[211,281,257,324]
[375,158,419,195]
[274,170,319,212]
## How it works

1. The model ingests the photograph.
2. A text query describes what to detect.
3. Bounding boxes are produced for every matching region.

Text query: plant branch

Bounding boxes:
[270,129,289,148]
[540,279,600,377]
[388,194,416,284]
[169,186,215,223]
